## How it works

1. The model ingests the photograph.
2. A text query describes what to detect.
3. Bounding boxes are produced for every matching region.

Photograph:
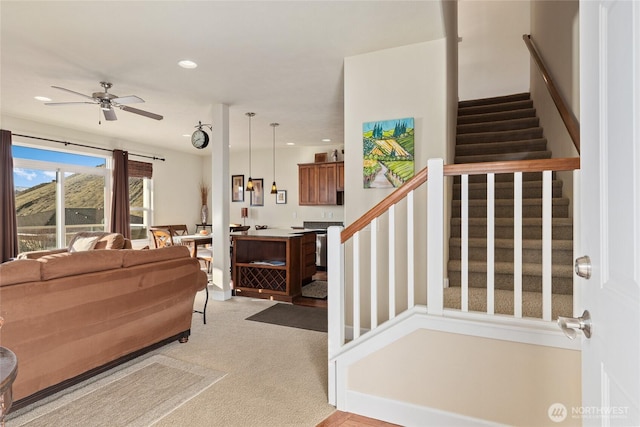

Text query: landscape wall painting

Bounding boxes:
[363,117,415,188]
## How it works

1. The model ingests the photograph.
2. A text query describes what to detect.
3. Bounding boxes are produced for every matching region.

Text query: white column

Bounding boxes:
[211,104,232,301]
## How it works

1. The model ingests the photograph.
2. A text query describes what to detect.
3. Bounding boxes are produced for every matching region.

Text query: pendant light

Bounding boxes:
[245,112,255,192]
[270,122,279,194]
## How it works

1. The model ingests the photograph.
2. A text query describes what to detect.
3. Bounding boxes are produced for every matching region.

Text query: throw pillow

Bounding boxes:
[69,235,100,252]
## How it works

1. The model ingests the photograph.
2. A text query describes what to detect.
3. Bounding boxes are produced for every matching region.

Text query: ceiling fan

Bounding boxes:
[45,81,163,121]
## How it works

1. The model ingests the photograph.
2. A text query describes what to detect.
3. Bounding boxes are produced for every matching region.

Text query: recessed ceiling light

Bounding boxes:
[322,138,331,142]
[178,60,198,69]
[286,142,295,146]
[34,96,51,102]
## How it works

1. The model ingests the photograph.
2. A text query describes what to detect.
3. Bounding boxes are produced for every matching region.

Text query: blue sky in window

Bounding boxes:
[12,146,106,188]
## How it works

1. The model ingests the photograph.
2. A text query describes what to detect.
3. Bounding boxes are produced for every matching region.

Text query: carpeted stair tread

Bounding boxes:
[450,217,573,240]
[454,171,558,184]
[449,92,576,314]
[455,150,552,164]
[458,99,534,116]
[443,287,573,320]
[447,261,574,294]
[448,259,573,278]
[456,127,544,145]
[455,138,547,156]
[451,197,570,218]
[458,92,531,108]
[452,179,563,200]
[449,237,574,264]
[449,237,573,250]
[457,117,540,135]
[457,108,537,125]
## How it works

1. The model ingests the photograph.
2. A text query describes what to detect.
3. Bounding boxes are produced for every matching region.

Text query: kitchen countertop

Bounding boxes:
[230,228,318,239]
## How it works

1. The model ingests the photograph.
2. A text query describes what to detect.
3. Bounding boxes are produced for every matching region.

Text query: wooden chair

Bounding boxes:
[169,224,189,236]
[150,227,174,248]
[150,226,209,324]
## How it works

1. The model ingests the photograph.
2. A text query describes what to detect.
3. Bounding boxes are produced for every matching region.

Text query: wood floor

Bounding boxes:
[292,269,327,308]
[317,410,400,427]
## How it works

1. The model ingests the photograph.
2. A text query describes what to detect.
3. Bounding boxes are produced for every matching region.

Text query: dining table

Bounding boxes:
[175,234,212,258]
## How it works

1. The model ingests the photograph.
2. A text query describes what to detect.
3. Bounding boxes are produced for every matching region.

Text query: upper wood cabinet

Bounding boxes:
[336,162,345,191]
[298,161,344,205]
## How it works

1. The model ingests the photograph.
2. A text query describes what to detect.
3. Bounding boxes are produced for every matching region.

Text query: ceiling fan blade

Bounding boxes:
[51,85,95,100]
[103,108,117,121]
[112,95,144,105]
[120,105,163,120]
[45,101,97,106]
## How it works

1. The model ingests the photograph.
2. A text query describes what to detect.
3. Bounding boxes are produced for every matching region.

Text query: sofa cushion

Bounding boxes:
[122,245,190,268]
[39,251,124,280]
[69,235,100,252]
[68,232,126,251]
[0,259,42,286]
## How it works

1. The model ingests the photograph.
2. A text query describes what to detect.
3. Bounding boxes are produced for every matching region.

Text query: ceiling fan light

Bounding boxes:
[178,60,198,69]
[100,101,111,111]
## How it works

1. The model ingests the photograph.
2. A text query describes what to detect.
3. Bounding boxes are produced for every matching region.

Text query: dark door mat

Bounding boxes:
[246,303,327,333]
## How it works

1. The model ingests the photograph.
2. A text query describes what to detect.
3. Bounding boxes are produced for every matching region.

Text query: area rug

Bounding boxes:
[246,303,327,333]
[301,280,328,299]
[7,355,226,427]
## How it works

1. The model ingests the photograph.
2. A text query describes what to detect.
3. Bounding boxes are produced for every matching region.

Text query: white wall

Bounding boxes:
[228,145,345,228]
[530,0,580,207]
[344,39,449,322]
[348,329,582,426]
[3,115,205,247]
[458,0,530,101]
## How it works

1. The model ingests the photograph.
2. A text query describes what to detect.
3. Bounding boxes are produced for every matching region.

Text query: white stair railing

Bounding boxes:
[328,157,581,382]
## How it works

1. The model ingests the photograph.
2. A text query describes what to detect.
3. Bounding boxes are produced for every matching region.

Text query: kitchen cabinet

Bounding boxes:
[231,230,316,302]
[298,161,344,206]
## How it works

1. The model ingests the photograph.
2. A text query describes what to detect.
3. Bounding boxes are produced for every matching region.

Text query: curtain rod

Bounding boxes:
[12,133,166,162]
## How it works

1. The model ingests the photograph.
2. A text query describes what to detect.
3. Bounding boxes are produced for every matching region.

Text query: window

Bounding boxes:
[12,145,154,251]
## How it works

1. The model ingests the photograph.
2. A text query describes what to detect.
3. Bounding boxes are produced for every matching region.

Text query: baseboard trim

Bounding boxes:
[344,390,499,426]
[212,288,232,301]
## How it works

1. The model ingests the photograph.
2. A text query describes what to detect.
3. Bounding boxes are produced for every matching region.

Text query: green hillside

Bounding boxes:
[16,173,143,218]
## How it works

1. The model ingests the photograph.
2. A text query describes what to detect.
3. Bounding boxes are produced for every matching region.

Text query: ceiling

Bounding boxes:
[0,1,443,155]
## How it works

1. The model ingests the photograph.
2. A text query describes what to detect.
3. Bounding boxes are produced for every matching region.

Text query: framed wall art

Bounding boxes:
[362,117,415,189]
[250,178,264,206]
[276,190,287,204]
[232,175,244,202]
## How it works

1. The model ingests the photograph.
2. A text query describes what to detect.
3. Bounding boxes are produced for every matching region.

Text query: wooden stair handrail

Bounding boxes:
[340,157,580,243]
[523,34,580,154]
[341,167,427,242]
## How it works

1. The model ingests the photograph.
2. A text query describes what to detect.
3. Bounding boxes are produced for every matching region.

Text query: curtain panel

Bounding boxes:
[1,130,19,262]
[110,149,131,239]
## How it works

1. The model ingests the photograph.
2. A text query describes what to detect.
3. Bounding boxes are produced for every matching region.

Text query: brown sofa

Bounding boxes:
[0,245,207,405]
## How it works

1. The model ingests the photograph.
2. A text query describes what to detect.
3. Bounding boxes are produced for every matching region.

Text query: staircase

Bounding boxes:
[445,93,574,319]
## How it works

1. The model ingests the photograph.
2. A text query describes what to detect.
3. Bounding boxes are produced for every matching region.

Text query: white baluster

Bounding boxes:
[427,158,444,315]
[462,174,469,312]
[353,231,361,339]
[487,173,495,315]
[371,217,378,329]
[542,170,552,321]
[514,172,523,318]
[407,191,415,308]
[388,204,396,319]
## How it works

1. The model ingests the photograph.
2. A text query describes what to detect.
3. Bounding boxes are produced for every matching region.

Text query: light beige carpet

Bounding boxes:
[7,355,225,427]
[8,294,336,427]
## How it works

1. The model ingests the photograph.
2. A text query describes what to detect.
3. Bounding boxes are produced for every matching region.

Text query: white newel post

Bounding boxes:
[427,158,444,315]
[327,225,344,406]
